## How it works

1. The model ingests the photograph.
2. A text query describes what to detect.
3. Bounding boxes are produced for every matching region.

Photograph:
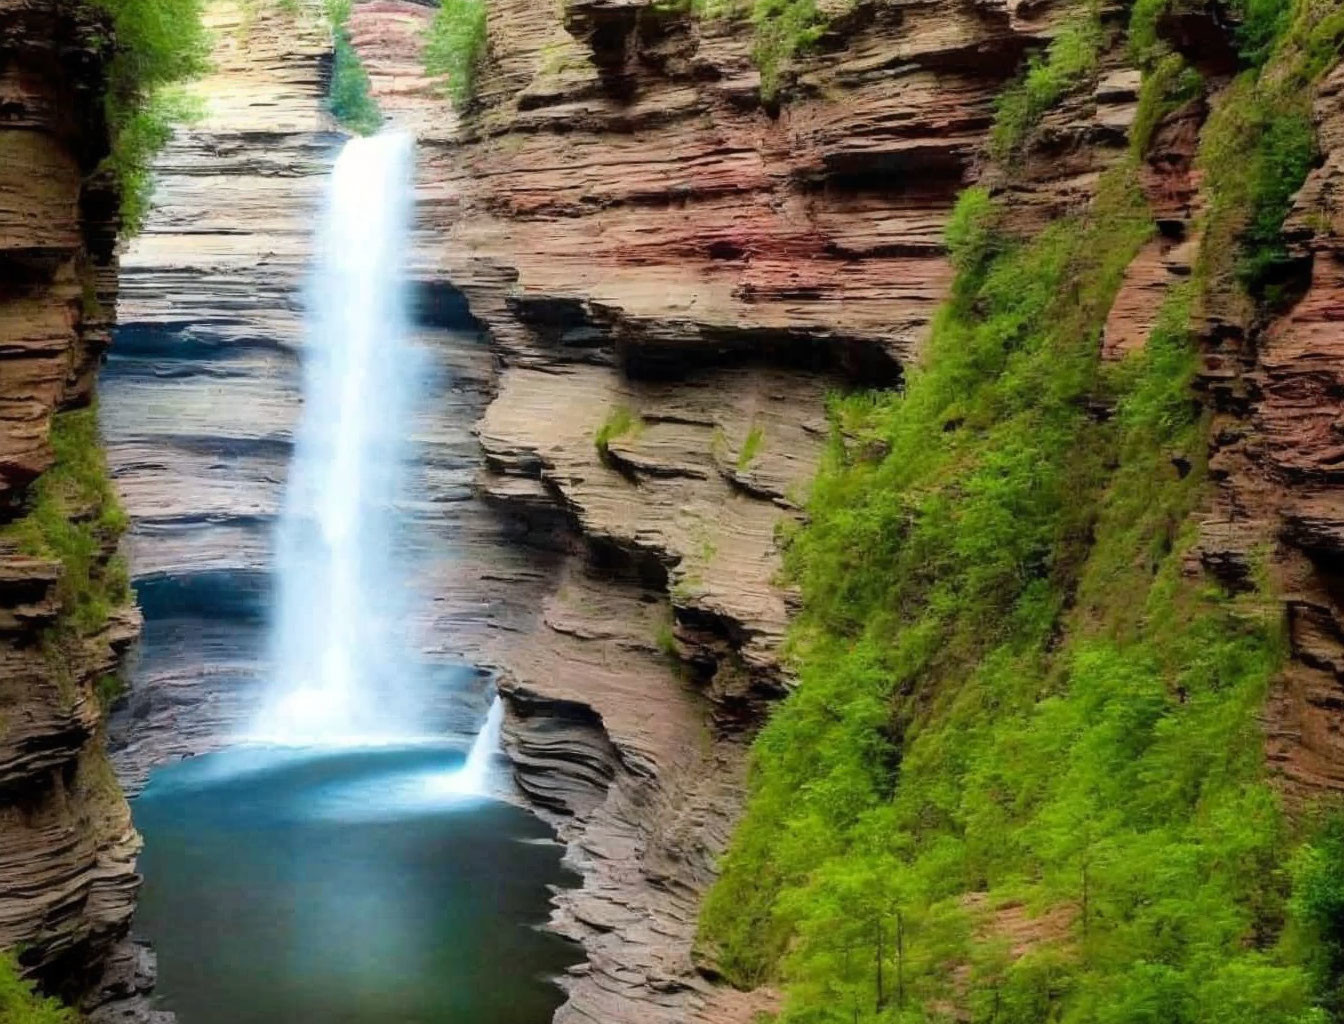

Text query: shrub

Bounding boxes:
[990,11,1103,161]
[1289,814,1344,1018]
[424,0,488,108]
[0,955,77,1024]
[3,409,132,637]
[325,0,382,134]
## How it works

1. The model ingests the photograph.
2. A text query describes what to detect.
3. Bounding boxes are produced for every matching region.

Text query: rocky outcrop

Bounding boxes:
[0,0,146,1014]
[345,1,1116,1020]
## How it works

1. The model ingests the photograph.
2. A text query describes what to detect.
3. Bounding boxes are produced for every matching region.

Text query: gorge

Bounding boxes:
[3,0,1344,1022]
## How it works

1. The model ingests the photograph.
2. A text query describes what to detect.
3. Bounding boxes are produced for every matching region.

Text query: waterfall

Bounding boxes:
[245,130,502,792]
[253,131,422,746]
[444,696,503,795]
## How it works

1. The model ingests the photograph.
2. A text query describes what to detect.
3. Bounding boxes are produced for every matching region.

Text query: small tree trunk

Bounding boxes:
[895,909,905,1009]
[875,917,885,1012]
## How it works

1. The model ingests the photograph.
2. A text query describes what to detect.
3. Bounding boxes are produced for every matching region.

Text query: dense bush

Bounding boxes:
[0,956,77,1024]
[424,0,488,108]
[86,0,208,234]
[325,0,382,134]
[698,2,1344,1020]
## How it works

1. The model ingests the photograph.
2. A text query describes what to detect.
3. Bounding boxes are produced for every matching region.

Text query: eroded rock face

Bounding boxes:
[100,0,332,785]
[0,0,147,1015]
[1231,64,1344,800]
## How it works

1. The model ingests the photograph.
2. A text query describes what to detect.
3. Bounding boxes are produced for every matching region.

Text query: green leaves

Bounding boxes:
[424,0,488,109]
[86,0,208,234]
[0,956,77,1024]
[325,0,383,134]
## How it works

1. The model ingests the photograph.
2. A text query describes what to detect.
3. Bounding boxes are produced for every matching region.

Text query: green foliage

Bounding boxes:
[325,0,382,134]
[1129,52,1203,155]
[1195,0,1344,305]
[656,618,679,659]
[699,152,1322,1022]
[3,409,131,638]
[86,0,208,234]
[990,11,1103,161]
[101,87,202,236]
[944,186,998,273]
[594,404,643,460]
[738,425,765,470]
[424,0,488,109]
[1288,813,1344,1018]
[751,0,826,100]
[688,0,850,101]
[0,954,77,1024]
[700,4,1344,1020]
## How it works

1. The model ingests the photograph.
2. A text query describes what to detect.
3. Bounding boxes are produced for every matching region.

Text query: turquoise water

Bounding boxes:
[133,746,579,1024]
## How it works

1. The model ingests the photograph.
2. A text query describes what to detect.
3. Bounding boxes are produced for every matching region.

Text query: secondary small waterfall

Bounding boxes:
[446,696,504,794]
[248,132,499,794]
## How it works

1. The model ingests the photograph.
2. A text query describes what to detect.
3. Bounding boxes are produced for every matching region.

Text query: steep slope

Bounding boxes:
[0,0,147,1015]
[350,0,1344,1021]
[346,0,1113,1020]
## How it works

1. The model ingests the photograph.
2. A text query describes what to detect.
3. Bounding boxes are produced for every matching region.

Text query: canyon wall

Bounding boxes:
[83,0,1344,1021]
[349,1,1344,1021]
[347,1,1093,1020]
[0,0,150,1016]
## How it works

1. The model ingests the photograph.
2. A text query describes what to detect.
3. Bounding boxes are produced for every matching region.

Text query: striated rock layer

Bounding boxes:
[345,0,1098,1020]
[0,0,149,1017]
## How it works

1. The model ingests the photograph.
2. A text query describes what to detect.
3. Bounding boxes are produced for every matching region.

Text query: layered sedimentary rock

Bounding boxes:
[345,2,1115,1020]
[1225,63,1344,800]
[0,0,148,1015]
[100,0,330,782]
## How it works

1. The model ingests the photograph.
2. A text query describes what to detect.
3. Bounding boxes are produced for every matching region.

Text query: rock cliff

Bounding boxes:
[0,0,149,1016]
[102,0,548,786]
[345,1,1098,1020]
[348,0,1344,1020]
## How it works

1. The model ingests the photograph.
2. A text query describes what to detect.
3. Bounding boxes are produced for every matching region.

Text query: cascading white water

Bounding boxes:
[254,131,421,746]
[246,133,500,792]
[444,696,503,795]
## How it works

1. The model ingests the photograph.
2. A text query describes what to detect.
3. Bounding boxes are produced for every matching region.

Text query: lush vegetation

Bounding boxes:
[0,956,77,1024]
[424,0,488,108]
[699,2,1344,1021]
[85,0,208,234]
[3,409,131,640]
[325,0,382,134]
